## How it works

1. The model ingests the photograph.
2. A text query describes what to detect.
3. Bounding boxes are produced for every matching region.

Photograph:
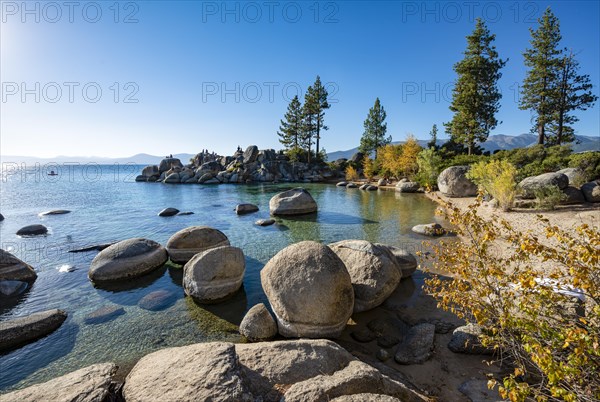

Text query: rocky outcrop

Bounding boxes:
[518,172,569,199]
[166,226,230,264]
[0,309,68,352]
[269,188,318,216]
[235,203,259,215]
[0,249,37,282]
[88,238,168,282]
[158,207,179,217]
[437,166,478,197]
[16,224,48,236]
[412,223,446,236]
[377,245,418,277]
[0,363,118,402]
[448,323,494,355]
[260,241,354,338]
[581,181,600,202]
[158,157,183,174]
[183,245,245,303]
[239,303,278,342]
[329,240,401,313]
[123,342,249,402]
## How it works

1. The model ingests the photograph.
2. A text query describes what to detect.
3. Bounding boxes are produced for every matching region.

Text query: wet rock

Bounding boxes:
[269,188,318,216]
[239,303,278,342]
[346,183,358,189]
[68,243,114,253]
[438,166,478,197]
[177,211,194,216]
[235,203,259,215]
[394,323,435,365]
[88,238,168,282]
[411,223,446,236]
[261,241,354,338]
[16,224,48,236]
[84,305,125,325]
[166,226,230,264]
[0,280,28,298]
[183,246,245,303]
[0,213,4,221]
[255,219,275,226]
[0,249,37,282]
[0,309,68,352]
[0,363,118,402]
[336,181,348,187]
[448,323,494,355]
[158,207,179,217]
[138,289,177,311]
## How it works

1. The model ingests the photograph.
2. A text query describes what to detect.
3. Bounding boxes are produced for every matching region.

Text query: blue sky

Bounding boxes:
[1,0,599,157]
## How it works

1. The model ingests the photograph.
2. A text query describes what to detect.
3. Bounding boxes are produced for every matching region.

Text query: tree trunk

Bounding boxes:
[537,123,545,145]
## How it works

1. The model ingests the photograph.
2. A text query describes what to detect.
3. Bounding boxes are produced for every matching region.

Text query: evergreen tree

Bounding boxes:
[304,76,330,162]
[446,18,507,155]
[547,50,597,145]
[301,96,316,164]
[359,98,391,159]
[277,95,304,150]
[520,7,563,145]
[427,124,438,149]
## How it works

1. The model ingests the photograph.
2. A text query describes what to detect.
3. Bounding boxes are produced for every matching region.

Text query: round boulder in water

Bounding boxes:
[329,240,401,313]
[183,245,245,303]
[88,238,168,282]
[166,226,230,265]
[16,224,48,236]
[260,241,354,338]
[0,249,37,282]
[239,303,278,342]
[269,188,317,216]
[158,207,179,217]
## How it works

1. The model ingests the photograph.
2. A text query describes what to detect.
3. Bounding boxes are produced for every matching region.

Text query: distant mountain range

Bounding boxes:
[0,153,196,166]
[326,134,600,161]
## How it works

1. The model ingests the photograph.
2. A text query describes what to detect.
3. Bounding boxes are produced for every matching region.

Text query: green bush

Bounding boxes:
[416,148,443,189]
[467,159,518,211]
[492,145,572,181]
[569,151,600,182]
[533,185,567,210]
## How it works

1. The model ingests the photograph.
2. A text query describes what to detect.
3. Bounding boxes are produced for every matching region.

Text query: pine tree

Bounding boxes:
[359,98,391,159]
[304,76,330,162]
[547,50,597,145]
[427,124,438,149]
[446,18,507,155]
[520,7,563,145]
[301,96,316,164]
[277,95,304,151]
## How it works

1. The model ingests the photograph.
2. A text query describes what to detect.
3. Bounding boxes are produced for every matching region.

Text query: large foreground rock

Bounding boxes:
[378,245,418,277]
[437,166,478,197]
[269,188,318,216]
[0,309,67,352]
[183,245,245,303]
[123,342,249,402]
[518,172,569,199]
[166,226,230,264]
[88,238,168,282]
[239,303,278,342]
[16,224,48,236]
[581,181,600,202]
[0,363,118,402]
[0,249,37,282]
[260,241,354,338]
[329,240,401,313]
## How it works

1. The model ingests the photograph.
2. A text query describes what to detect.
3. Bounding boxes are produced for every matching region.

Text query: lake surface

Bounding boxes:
[0,164,440,392]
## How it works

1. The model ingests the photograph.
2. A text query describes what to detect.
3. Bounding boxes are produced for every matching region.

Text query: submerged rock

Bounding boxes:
[329,240,401,313]
[0,249,37,282]
[269,188,318,216]
[166,226,230,265]
[0,280,28,298]
[158,207,179,217]
[0,363,118,402]
[138,289,177,311]
[183,245,245,303]
[88,238,168,282]
[84,305,125,325]
[239,303,278,342]
[0,309,68,352]
[16,224,48,236]
[260,241,354,338]
[437,166,478,197]
[39,209,70,216]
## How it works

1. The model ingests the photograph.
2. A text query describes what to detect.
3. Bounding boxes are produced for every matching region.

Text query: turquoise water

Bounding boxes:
[0,164,439,391]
